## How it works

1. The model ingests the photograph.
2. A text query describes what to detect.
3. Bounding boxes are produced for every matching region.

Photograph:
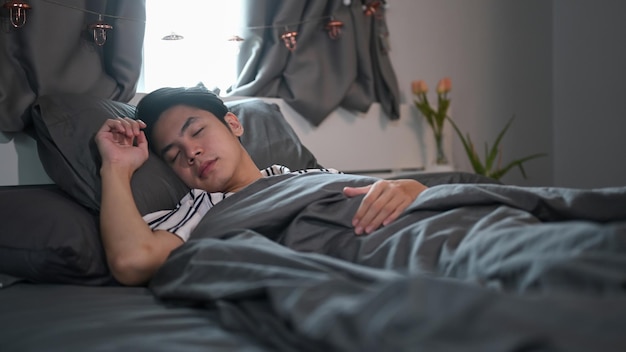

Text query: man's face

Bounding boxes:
[151,104,247,193]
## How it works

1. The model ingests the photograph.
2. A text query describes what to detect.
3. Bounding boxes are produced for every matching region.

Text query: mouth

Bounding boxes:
[198,159,216,178]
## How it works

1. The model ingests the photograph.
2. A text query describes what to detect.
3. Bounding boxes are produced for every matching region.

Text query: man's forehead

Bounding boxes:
[160,104,219,122]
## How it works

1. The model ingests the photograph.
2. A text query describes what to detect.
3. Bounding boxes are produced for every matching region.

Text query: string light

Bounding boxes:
[162,32,184,40]
[363,1,382,17]
[227,35,244,42]
[2,0,32,28]
[89,14,113,46]
[325,18,344,40]
[246,15,344,50]
[3,1,387,51]
[279,29,298,51]
[4,0,146,46]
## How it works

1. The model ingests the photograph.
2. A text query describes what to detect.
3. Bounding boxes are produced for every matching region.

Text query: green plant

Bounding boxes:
[447,116,547,180]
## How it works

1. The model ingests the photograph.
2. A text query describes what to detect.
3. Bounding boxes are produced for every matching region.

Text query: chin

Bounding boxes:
[197,178,222,193]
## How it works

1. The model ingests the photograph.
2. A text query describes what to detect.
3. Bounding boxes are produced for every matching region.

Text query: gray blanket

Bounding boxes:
[150,173,626,352]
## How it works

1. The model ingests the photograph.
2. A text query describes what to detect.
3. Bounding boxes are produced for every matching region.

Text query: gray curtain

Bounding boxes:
[228,0,400,126]
[0,0,145,132]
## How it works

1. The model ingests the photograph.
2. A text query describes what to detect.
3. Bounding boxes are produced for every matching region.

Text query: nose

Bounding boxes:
[186,148,202,165]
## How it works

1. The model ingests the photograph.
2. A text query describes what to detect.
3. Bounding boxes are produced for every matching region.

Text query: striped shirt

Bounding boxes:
[142,164,341,241]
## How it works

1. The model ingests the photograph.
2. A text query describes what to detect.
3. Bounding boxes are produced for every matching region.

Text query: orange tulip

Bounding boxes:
[412,77,455,165]
[411,80,428,95]
[436,77,452,94]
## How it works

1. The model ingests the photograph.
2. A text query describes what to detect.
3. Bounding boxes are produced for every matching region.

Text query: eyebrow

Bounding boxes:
[159,116,198,158]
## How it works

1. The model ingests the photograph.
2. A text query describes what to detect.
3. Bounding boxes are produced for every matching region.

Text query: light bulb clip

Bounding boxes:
[2,0,32,28]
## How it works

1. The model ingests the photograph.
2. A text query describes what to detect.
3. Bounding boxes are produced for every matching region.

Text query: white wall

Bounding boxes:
[386,0,625,188]
[553,1,626,188]
[386,0,553,186]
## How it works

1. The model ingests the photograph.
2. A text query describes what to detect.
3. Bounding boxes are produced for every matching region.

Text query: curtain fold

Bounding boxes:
[228,0,399,127]
[0,0,145,132]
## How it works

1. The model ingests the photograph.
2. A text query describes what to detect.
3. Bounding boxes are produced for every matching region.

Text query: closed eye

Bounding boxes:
[168,151,180,164]
[192,127,204,137]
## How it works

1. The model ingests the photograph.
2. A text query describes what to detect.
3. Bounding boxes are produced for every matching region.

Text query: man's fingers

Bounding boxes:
[115,117,136,138]
[349,184,382,227]
[360,209,390,234]
[99,118,122,132]
[343,185,371,198]
[135,130,148,149]
[359,196,404,234]
[97,118,148,148]
[353,183,391,234]
[349,179,428,236]
[381,199,411,226]
[135,119,147,128]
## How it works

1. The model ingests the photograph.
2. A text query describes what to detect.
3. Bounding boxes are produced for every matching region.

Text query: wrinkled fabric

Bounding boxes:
[151,173,626,351]
[229,0,400,126]
[0,0,145,132]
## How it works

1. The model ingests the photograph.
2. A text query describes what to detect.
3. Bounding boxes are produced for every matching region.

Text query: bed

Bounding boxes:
[1,93,626,352]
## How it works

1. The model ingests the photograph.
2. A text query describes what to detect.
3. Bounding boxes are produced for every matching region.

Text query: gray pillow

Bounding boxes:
[31,94,322,215]
[0,185,115,285]
[227,98,322,170]
[31,94,190,215]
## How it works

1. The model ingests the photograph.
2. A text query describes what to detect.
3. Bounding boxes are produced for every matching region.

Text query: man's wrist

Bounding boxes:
[100,162,136,181]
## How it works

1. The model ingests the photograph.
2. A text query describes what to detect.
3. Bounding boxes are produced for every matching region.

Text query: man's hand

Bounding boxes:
[343,179,428,235]
[94,117,149,175]
[96,117,183,286]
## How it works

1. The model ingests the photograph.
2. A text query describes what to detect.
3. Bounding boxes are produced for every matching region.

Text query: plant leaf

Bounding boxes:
[486,116,515,172]
[490,153,547,180]
[436,95,450,132]
[483,141,490,173]
[448,117,485,174]
[469,139,485,175]
[414,101,435,130]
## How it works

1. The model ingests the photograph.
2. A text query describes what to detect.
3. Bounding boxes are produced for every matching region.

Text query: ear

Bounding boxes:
[224,112,244,137]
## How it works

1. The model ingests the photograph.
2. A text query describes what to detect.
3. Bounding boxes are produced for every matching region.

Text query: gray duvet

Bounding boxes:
[150,173,626,352]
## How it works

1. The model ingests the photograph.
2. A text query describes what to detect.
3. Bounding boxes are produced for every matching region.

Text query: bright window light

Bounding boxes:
[139,0,244,95]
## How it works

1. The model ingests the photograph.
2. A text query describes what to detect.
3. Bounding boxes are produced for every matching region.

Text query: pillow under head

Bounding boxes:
[17,93,321,286]
[227,98,322,170]
[31,94,190,215]
[31,93,322,215]
[134,86,322,171]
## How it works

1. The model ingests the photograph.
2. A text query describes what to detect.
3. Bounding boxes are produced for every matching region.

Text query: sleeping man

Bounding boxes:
[94,87,429,286]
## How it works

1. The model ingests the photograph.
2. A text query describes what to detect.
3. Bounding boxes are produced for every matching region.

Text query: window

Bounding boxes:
[139,0,244,95]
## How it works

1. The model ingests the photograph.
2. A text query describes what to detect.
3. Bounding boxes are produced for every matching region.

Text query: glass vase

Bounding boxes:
[434,133,448,165]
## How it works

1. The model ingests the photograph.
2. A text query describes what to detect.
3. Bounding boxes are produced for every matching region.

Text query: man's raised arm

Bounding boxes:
[95,118,183,286]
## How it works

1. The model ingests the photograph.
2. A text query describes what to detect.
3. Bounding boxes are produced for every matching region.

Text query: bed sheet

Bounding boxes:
[3,172,626,351]
[0,283,272,352]
[148,172,626,351]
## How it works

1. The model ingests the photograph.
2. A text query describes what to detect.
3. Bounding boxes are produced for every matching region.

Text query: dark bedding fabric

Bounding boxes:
[0,171,494,286]
[149,173,626,351]
[0,185,115,286]
[387,170,503,186]
[0,283,272,352]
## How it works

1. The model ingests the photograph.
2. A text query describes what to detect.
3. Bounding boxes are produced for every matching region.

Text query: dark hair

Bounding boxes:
[135,86,229,149]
